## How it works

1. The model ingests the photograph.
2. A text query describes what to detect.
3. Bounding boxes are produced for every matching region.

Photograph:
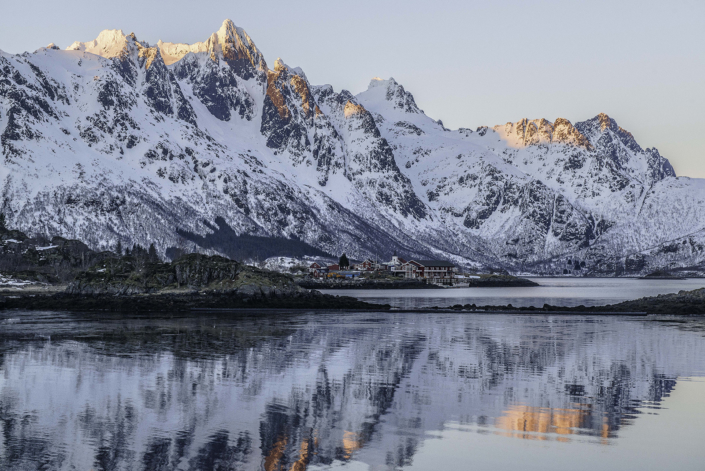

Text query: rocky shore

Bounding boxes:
[594,287,705,314]
[466,274,539,287]
[0,290,381,312]
[638,270,687,280]
[440,287,705,315]
[296,278,438,290]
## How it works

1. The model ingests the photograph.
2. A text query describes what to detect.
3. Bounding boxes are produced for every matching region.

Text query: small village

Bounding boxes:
[308,253,460,285]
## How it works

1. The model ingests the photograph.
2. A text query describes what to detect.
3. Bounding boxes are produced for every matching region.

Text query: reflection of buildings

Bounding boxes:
[495,405,595,442]
[0,314,701,470]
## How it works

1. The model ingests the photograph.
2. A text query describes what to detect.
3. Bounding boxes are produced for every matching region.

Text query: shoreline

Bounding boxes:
[0,290,386,312]
[0,293,699,316]
[2,279,704,315]
[189,307,649,316]
[298,274,539,289]
[296,279,442,290]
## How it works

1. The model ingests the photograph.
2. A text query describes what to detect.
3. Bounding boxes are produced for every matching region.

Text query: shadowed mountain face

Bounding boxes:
[0,311,704,470]
[1,20,704,274]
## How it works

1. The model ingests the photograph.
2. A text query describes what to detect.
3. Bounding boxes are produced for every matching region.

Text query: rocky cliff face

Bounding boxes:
[1,19,704,275]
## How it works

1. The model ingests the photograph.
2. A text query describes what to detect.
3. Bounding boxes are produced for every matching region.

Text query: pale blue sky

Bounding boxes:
[2,0,704,177]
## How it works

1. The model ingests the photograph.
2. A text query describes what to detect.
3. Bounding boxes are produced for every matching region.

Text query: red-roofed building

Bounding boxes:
[355,259,376,271]
[309,262,329,278]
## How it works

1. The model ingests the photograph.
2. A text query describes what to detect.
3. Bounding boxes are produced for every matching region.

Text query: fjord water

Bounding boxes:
[1,310,705,470]
[322,277,705,309]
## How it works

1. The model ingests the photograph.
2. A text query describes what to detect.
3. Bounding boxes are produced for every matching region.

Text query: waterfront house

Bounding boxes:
[383,253,407,275]
[401,260,456,282]
[309,262,330,278]
[355,259,376,271]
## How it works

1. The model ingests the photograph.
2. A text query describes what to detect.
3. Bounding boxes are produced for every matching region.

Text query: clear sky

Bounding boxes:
[2,0,703,177]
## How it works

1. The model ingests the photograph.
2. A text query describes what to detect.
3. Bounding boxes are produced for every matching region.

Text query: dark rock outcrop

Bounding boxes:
[0,226,108,283]
[466,275,539,287]
[66,253,301,296]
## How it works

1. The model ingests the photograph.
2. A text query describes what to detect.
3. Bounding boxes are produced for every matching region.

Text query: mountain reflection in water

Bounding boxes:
[0,311,704,470]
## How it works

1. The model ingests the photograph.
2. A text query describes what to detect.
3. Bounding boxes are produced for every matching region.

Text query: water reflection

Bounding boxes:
[0,311,704,470]
[496,405,604,442]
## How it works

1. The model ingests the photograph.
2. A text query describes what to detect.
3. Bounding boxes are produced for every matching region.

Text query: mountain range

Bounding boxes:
[2,19,705,275]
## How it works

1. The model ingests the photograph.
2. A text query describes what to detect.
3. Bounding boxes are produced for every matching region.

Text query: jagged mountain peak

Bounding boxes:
[46,43,60,50]
[273,57,288,72]
[207,19,262,63]
[552,118,593,149]
[597,112,613,130]
[368,77,392,89]
[67,28,166,75]
[493,118,551,147]
[593,113,638,140]
[575,113,643,154]
[272,57,306,79]
[218,19,243,36]
[66,29,140,58]
[578,112,624,135]
[157,19,266,73]
[492,117,592,149]
[360,77,421,114]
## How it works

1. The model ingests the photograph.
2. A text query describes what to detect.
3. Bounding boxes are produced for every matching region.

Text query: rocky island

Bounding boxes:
[638,270,687,280]
[465,274,539,287]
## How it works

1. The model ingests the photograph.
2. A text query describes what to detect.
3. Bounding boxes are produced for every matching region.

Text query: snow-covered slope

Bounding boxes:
[1,20,703,275]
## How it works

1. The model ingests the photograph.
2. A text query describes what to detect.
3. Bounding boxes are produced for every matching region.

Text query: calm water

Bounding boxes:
[1,309,705,470]
[321,277,705,309]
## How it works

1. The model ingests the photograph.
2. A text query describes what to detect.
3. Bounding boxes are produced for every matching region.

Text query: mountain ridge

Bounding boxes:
[1,19,704,276]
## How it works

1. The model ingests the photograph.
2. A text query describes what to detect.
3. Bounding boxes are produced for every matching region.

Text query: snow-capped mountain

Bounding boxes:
[1,19,704,274]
